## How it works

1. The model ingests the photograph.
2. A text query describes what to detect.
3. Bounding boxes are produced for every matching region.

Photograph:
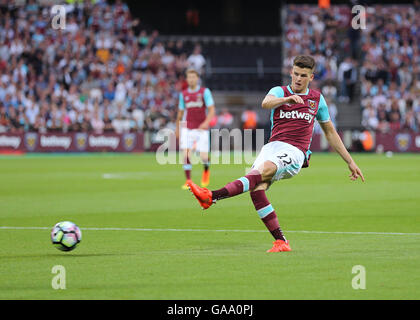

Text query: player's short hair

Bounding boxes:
[185,68,200,77]
[293,55,316,72]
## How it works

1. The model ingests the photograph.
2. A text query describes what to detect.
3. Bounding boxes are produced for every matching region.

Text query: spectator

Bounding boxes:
[218,108,234,129]
[91,110,105,134]
[0,105,9,132]
[337,57,356,102]
[103,109,114,132]
[401,105,417,132]
[362,104,379,130]
[187,44,206,75]
[241,109,258,130]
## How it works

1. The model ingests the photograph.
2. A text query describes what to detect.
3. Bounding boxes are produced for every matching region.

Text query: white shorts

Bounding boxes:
[180,128,210,153]
[251,141,305,182]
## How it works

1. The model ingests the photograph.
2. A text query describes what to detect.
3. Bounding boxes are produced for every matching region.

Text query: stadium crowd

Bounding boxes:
[285,4,419,133]
[0,0,204,135]
[0,1,419,136]
[360,5,420,133]
[283,4,345,130]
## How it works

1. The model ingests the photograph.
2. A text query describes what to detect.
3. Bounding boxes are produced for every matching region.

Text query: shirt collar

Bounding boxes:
[188,85,201,93]
[287,85,309,95]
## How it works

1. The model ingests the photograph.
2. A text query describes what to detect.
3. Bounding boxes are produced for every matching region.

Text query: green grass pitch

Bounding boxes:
[0,152,419,299]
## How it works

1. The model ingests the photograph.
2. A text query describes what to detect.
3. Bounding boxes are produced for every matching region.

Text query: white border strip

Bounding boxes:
[0,226,419,236]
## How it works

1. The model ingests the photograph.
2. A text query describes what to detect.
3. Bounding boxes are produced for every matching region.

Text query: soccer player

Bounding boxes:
[176,68,215,189]
[187,55,365,252]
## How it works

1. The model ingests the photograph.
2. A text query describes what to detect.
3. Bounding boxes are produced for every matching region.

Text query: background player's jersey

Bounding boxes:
[178,86,214,129]
[268,85,330,161]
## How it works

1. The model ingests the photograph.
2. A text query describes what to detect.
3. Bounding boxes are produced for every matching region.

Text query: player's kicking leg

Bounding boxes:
[188,161,289,252]
[188,141,304,252]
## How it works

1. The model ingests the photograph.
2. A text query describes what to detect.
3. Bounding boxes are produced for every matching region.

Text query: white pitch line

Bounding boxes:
[0,226,419,236]
[102,172,152,179]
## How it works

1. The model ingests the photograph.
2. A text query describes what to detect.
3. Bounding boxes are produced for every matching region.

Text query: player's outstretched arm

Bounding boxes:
[262,94,304,109]
[319,121,365,182]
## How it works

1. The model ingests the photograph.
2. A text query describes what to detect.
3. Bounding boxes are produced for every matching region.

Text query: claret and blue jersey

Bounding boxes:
[267,85,331,161]
[178,86,214,129]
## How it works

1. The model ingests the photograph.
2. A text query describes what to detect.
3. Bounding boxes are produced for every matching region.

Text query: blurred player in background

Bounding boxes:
[176,69,216,189]
[188,55,365,252]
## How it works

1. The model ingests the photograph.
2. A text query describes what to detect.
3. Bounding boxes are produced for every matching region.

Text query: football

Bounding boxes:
[51,221,82,252]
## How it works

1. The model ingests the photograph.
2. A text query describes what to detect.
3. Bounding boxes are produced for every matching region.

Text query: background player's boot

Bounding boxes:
[182,179,192,190]
[267,240,292,252]
[200,170,210,187]
[187,181,213,209]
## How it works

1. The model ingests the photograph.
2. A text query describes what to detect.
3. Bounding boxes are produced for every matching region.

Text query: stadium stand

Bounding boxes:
[360,5,419,133]
[0,1,418,137]
[0,0,186,135]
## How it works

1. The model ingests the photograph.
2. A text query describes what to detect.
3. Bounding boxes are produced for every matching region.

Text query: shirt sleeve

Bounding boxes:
[316,94,331,123]
[203,88,215,107]
[267,86,285,98]
[178,93,185,110]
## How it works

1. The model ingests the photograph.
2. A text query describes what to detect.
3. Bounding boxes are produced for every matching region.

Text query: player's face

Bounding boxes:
[290,66,314,93]
[186,73,199,88]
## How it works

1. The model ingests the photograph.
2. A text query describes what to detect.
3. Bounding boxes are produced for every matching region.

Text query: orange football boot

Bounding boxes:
[187,180,213,210]
[267,240,292,252]
[201,170,210,187]
[182,179,192,190]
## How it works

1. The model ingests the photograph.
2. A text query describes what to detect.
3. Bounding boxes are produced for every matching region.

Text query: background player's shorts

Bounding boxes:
[251,141,305,181]
[180,128,210,153]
